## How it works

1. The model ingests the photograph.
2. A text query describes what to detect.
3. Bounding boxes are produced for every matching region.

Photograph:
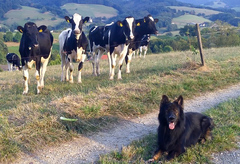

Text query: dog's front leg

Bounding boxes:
[147,149,162,163]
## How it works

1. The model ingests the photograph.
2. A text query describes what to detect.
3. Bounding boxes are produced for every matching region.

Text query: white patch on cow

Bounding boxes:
[40,51,51,88]
[106,22,114,26]
[23,65,29,94]
[149,16,154,22]
[126,17,134,39]
[73,13,82,39]
[7,61,13,71]
[76,47,83,62]
[90,26,98,33]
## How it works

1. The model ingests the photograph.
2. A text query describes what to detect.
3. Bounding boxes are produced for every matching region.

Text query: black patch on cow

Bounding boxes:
[78,61,83,71]
[6,53,21,70]
[150,95,214,161]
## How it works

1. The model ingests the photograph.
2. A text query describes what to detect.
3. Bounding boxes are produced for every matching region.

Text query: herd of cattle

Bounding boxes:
[6,13,159,94]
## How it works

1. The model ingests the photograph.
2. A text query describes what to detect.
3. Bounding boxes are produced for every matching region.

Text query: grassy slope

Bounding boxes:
[168,6,221,16]
[172,14,212,28]
[3,6,63,27]
[61,3,118,18]
[2,4,118,27]
[0,46,240,162]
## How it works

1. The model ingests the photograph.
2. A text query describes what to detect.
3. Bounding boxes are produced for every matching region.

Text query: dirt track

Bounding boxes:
[14,84,240,164]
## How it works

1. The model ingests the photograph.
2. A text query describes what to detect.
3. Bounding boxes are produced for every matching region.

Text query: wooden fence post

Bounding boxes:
[196,23,205,66]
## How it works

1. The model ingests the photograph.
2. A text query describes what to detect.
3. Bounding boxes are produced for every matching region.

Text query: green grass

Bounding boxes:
[7,46,19,56]
[61,3,118,18]
[172,14,212,28]
[232,7,240,12]
[168,6,221,16]
[3,6,63,27]
[0,46,240,162]
[99,97,240,163]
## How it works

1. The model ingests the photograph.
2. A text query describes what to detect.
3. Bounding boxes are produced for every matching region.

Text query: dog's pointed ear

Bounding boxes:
[176,95,184,107]
[161,95,170,104]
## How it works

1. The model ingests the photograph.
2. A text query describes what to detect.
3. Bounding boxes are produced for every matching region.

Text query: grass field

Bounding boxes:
[3,6,63,27]
[61,3,118,18]
[172,14,212,28]
[1,46,240,162]
[232,7,240,12]
[99,97,240,163]
[168,6,221,16]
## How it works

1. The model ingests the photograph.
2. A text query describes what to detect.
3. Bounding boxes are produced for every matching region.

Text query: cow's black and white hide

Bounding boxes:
[59,13,92,83]
[17,22,53,94]
[125,15,158,73]
[89,22,113,76]
[133,34,150,58]
[89,17,136,80]
[6,53,22,71]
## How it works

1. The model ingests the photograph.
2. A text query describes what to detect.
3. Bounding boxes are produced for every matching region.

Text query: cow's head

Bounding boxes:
[118,16,135,41]
[135,15,159,35]
[17,22,47,51]
[65,13,92,40]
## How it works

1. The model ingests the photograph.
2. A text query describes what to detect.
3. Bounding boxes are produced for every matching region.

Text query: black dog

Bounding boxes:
[148,95,214,162]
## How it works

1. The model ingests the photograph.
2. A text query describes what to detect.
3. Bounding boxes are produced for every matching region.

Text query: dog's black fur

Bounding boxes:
[149,95,214,162]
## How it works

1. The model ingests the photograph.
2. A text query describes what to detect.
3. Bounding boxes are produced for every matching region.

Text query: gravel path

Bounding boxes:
[15,84,240,164]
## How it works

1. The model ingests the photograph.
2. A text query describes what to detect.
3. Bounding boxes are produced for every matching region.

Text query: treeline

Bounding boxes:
[0,34,8,65]
[149,23,240,53]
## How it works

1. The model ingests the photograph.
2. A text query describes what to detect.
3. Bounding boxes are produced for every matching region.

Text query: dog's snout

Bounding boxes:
[168,114,175,121]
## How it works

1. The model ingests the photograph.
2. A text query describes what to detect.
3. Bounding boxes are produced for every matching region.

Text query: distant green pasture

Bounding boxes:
[3,6,63,26]
[61,3,118,18]
[168,6,221,16]
[172,14,211,28]
[232,7,240,12]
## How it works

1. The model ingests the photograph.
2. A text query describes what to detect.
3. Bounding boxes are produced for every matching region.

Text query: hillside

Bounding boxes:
[60,3,118,18]
[172,14,212,28]
[3,6,63,27]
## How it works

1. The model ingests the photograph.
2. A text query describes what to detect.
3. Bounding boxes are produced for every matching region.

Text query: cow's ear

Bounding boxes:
[38,25,47,32]
[161,95,170,104]
[135,20,141,26]
[154,19,159,23]
[64,16,71,23]
[17,26,24,33]
[83,17,92,24]
[117,21,123,27]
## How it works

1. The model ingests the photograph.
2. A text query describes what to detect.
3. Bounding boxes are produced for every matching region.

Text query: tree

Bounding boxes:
[3,31,13,42]
[13,32,21,42]
[0,40,8,64]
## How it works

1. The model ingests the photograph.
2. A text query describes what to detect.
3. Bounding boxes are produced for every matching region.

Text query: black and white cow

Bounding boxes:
[89,22,114,76]
[17,22,53,94]
[89,17,136,80]
[125,15,158,73]
[136,34,150,58]
[59,13,92,83]
[6,53,21,71]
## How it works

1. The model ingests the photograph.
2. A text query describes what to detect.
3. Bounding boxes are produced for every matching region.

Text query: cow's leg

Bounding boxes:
[139,46,143,58]
[96,50,104,76]
[39,54,51,89]
[22,65,29,94]
[7,62,12,71]
[35,58,42,94]
[107,52,112,77]
[109,53,117,80]
[126,49,133,74]
[143,46,147,58]
[61,52,67,81]
[91,52,97,76]
[65,55,74,83]
[77,54,86,83]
